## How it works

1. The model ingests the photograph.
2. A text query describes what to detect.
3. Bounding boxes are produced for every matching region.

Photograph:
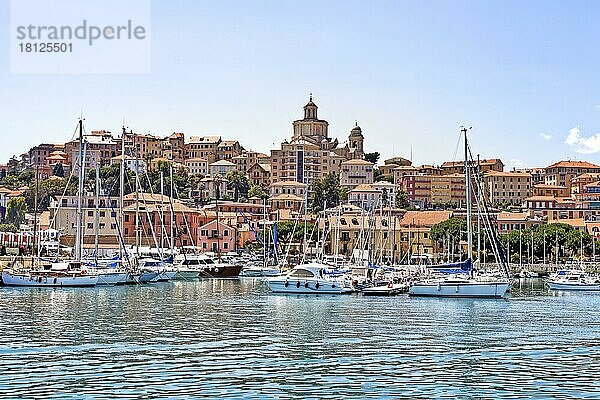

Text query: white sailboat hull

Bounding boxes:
[268,278,353,294]
[156,270,177,282]
[138,272,161,283]
[1,271,98,287]
[409,281,510,298]
[547,281,600,291]
[96,272,129,286]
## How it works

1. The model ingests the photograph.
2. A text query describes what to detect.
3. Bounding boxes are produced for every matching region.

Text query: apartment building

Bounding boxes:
[340,159,374,189]
[483,170,532,206]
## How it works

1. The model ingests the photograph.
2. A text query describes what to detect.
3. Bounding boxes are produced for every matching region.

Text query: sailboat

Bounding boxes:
[408,127,511,298]
[2,118,99,287]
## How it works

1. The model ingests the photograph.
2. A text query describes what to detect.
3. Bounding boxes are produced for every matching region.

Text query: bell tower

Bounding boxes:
[303,93,318,119]
[348,121,364,159]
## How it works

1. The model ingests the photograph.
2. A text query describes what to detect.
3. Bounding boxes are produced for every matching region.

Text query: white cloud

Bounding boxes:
[539,132,552,140]
[565,126,600,154]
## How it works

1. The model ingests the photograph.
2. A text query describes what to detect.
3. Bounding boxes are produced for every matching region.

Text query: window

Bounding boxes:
[290,269,315,278]
[223,230,229,236]
[87,223,93,229]
[125,215,130,222]
[223,243,228,249]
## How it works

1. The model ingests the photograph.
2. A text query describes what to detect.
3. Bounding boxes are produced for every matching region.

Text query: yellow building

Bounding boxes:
[483,170,532,206]
[431,174,466,205]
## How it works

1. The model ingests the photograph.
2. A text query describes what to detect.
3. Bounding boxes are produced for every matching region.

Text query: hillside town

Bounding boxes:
[1,96,599,264]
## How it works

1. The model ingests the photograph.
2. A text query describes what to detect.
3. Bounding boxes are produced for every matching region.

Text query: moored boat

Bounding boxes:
[1,261,98,287]
[547,270,600,291]
[173,254,242,278]
[409,275,510,298]
[267,263,354,294]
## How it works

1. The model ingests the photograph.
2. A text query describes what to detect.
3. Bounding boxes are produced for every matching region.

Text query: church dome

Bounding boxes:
[350,121,363,136]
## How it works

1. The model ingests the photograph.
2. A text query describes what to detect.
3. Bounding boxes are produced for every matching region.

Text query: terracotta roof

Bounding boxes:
[270,180,306,187]
[497,212,529,221]
[218,140,238,147]
[399,211,453,227]
[123,192,175,203]
[350,184,377,192]
[185,157,208,162]
[525,196,557,201]
[341,159,374,166]
[209,160,236,166]
[584,181,600,188]
[573,172,600,180]
[545,160,600,169]
[188,136,221,144]
[441,159,502,168]
[270,194,304,201]
[485,170,531,177]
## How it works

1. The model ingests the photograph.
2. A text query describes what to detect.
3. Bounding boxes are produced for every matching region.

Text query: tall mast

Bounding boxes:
[119,126,125,259]
[94,161,100,266]
[170,164,174,254]
[75,118,85,261]
[263,197,267,268]
[462,126,473,266]
[160,170,165,251]
[216,175,221,261]
[32,164,39,262]
[477,154,481,264]
[135,149,140,258]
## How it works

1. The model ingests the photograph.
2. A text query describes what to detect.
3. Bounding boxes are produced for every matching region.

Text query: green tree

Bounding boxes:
[0,223,17,233]
[430,217,467,257]
[376,174,394,183]
[17,169,34,187]
[6,197,27,226]
[248,184,269,199]
[276,221,315,243]
[311,172,342,211]
[364,152,380,164]
[52,163,65,178]
[225,170,250,201]
[395,190,410,209]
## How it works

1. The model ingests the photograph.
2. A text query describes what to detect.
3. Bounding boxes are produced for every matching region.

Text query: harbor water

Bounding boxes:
[0,279,599,399]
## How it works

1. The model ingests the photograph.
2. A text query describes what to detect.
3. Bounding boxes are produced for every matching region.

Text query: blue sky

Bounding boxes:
[2,0,600,168]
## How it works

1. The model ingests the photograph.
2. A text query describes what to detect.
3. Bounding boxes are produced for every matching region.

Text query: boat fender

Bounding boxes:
[332,284,335,288]
[387,282,392,289]
[54,278,57,284]
[305,282,309,288]
[437,283,441,291]
[315,282,320,289]
[296,281,300,288]
[214,268,219,273]
[284,281,289,287]
[456,286,460,293]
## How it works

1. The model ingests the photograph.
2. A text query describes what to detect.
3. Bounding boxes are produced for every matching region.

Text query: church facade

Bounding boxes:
[270,96,367,187]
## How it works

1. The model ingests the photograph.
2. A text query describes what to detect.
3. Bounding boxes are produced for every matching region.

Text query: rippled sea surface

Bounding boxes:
[1,278,599,399]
